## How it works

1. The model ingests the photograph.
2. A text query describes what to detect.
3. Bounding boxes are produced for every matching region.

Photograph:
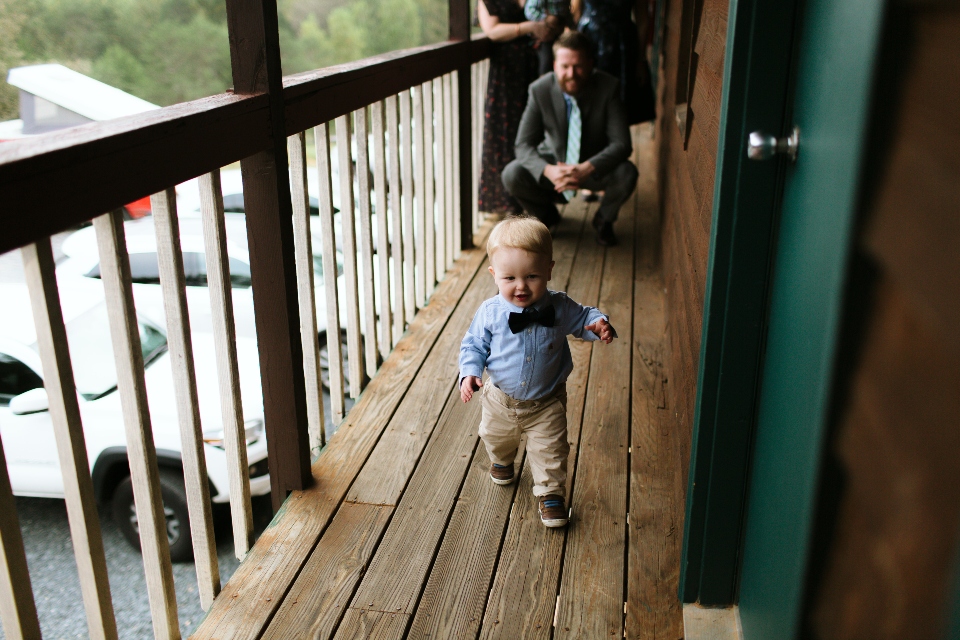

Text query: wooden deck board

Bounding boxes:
[406,438,520,640]
[260,502,394,640]
[193,125,684,640]
[407,202,590,640]
[477,201,603,640]
[191,224,492,640]
[337,385,481,634]
[344,258,492,506]
[555,195,636,640]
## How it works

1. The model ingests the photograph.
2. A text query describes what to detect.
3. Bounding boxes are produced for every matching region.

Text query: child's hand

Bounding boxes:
[460,376,483,403]
[584,317,615,344]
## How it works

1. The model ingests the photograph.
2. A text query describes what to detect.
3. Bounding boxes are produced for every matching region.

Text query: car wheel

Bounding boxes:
[111,469,194,563]
[318,331,365,390]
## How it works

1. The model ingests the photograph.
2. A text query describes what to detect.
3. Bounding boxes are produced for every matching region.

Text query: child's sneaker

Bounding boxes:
[538,494,568,527]
[490,463,515,485]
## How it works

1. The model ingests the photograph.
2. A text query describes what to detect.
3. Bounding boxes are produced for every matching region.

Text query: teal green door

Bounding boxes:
[737,0,886,637]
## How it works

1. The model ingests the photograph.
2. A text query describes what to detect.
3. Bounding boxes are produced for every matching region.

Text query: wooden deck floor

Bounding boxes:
[191,124,687,640]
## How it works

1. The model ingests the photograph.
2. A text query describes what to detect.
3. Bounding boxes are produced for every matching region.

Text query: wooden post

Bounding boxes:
[450,0,474,250]
[224,0,311,508]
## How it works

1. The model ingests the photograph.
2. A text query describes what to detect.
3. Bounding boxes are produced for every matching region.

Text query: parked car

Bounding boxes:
[0,284,270,562]
[57,213,366,390]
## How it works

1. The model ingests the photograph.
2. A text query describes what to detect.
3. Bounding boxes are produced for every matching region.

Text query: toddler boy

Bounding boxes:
[459,215,616,527]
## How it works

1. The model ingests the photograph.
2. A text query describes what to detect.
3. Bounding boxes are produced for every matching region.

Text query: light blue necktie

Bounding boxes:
[564,98,581,201]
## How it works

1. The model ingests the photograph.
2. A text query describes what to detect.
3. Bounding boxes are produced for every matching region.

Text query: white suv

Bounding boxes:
[57,212,365,389]
[0,283,270,562]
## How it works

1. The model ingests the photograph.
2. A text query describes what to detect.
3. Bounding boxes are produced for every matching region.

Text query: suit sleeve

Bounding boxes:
[584,79,633,177]
[514,85,549,180]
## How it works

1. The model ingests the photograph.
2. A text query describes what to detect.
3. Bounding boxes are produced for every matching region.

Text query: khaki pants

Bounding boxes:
[479,383,569,498]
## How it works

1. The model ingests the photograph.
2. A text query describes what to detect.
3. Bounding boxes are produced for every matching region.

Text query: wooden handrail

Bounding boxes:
[0,37,491,256]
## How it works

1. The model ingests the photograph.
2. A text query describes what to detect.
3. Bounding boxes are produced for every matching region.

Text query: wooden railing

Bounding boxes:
[0,9,492,636]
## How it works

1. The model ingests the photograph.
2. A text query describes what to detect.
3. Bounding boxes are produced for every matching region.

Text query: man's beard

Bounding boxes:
[560,78,581,95]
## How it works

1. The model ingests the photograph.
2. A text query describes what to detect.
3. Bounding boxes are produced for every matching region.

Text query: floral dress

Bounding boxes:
[478,0,540,214]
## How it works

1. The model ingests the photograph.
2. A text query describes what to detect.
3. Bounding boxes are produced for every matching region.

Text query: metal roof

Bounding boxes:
[6,64,159,121]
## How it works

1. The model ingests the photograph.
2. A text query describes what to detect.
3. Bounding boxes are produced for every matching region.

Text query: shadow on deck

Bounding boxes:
[191,123,687,640]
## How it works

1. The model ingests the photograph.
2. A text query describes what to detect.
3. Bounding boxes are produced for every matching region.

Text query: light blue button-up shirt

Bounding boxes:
[459,290,616,401]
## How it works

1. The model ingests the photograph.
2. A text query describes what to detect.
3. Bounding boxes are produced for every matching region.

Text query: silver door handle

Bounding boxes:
[747,126,799,162]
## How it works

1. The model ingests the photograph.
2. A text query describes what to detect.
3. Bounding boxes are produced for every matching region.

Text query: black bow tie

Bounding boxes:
[508,305,556,333]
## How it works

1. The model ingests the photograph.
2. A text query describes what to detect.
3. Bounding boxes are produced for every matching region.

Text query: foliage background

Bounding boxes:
[0,0,451,120]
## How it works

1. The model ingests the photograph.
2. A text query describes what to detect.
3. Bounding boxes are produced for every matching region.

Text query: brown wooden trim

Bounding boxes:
[225,0,312,507]
[0,94,270,255]
[449,0,471,41]
[456,68,473,250]
[0,38,491,257]
[282,39,490,134]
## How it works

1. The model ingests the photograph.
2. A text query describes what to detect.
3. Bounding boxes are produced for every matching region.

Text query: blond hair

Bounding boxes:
[486,215,553,261]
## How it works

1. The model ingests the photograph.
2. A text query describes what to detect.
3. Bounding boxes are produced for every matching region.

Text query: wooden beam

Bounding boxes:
[449,0,470,40]
[283,39,490,137]
[0,38,492,256]
[0,94,270,254]
[449,0,473,250]
[225,0,311,507]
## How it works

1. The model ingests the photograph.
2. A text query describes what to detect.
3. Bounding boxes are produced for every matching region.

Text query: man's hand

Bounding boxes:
[544,162,595,193]
[460,375,483,403]
[584,317,615,344]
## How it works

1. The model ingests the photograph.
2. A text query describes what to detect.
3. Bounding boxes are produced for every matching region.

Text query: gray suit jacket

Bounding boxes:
[514,70,632,181]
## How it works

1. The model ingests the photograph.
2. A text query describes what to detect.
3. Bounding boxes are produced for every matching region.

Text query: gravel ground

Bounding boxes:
[6,493,275,639]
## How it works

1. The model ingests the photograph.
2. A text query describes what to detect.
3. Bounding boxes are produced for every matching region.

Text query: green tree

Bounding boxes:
[91,44,148,99]
[136,15,232,105]
[412,0,448,46]
[0,0,27,120]
[363,0,421,56]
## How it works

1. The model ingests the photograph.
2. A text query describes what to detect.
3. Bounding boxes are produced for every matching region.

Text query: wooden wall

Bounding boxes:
[656,0,727,442]
[806,4,960,637]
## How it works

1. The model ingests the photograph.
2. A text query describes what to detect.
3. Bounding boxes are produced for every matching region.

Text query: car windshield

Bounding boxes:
[33,304,167,400]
